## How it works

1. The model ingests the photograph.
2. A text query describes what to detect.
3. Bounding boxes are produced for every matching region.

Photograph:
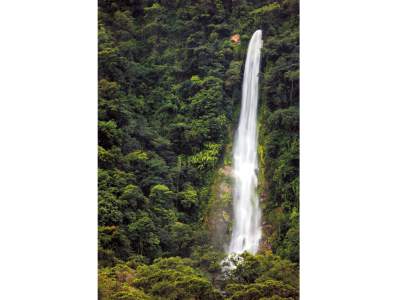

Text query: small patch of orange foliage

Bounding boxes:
[230,34,240,44]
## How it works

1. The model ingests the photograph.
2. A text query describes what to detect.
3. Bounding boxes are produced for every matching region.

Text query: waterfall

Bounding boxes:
[228,30,263,255]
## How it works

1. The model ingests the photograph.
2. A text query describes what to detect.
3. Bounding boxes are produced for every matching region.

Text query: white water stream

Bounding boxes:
[227,30,263,255]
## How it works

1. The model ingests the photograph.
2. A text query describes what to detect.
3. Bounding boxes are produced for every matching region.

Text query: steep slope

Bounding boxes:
[98,1,299,299]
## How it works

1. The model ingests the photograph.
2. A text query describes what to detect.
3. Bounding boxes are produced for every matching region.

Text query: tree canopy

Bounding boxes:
[98,0,299,299]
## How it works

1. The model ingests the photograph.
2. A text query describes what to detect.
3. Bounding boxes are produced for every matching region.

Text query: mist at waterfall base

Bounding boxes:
[222,30,263,270]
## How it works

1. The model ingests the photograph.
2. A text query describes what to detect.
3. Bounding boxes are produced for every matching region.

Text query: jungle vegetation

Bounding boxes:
[98,0,299,299]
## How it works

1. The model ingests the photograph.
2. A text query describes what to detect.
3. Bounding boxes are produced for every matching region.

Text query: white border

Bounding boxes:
[1,0,400,298]
[0,1,97,299]
[301,0,400,298]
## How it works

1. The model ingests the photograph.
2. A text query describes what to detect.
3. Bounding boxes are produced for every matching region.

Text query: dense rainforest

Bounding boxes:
[98,0,299,299]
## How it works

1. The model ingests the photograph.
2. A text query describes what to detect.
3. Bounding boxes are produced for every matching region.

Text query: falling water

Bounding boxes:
[228,30,263,255]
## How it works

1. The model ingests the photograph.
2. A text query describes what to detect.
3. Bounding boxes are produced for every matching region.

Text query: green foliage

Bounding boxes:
[127,213,161,258]
[99,120,123,148]
[149,184,174,207]
[191,246,225,274]
[226,252,299,288]
[168,222,195,257]
[99,264,151,300]
[177,184,198,211]
[188,143,222,172]
[98,226,132,266]
[119,184,148,209]
[226,280,297,300]
[223,252,299,300]
[98,0,299,297]
[251,3,281,15]
[98,191,123,226]
[133,257,223,300]
[257,0,299,264]
[276,208,299,263]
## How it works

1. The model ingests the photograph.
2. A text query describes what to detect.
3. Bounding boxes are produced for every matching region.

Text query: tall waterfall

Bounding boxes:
[228,30,263,255]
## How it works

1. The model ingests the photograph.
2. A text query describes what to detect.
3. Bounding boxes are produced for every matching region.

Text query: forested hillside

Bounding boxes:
[98,0,299,299]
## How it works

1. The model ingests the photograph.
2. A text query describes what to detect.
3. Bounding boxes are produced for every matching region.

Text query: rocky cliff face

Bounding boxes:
[206,163,234,251]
